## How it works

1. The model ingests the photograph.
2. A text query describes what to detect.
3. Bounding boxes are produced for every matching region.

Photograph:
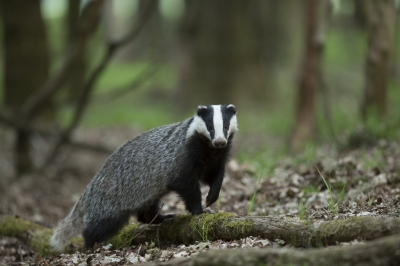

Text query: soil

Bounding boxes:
[0,126,399,265]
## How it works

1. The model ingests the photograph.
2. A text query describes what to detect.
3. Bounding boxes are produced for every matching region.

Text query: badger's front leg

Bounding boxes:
[206,168,225,207]
[172,180,204,215]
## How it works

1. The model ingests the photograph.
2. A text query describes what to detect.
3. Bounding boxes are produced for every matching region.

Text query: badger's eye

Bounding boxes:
[224,125,228,131]
[207,125,214,131]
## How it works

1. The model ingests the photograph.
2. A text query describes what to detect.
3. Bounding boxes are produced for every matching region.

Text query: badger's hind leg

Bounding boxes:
[83,211,131,248]
[137,200,174,224]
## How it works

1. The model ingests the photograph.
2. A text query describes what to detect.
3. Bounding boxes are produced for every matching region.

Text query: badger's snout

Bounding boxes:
[213,138,227,148]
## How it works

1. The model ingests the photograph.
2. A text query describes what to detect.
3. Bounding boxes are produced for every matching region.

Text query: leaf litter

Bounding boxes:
[0,127,399,264]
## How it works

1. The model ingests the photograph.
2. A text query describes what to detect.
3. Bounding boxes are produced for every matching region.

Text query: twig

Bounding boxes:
[19,0,105,120]
[0,110,112,155]
[93,63,159,105]
[0,110,60,137]
[41,0,158,169]
[68,141,113,154]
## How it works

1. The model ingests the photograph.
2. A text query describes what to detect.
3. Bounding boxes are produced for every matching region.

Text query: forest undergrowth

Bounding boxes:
[0,126,399,265]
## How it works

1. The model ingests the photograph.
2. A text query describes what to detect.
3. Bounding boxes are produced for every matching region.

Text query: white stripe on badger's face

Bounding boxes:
[212,105,225,141]
[228,115,238,138]
[186,115,210,140]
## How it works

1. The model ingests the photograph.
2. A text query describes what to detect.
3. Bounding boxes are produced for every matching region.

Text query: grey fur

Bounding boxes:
[50,105,237,250]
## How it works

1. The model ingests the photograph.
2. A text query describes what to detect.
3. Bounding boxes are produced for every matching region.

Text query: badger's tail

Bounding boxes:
[50,199,85,251]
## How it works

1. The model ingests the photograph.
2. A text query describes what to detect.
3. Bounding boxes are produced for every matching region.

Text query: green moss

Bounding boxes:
[0,217,56,256]
[222,216,253,238]
[168,214,194,243]
[0,217,35,236]
[108,222,140,249]
[30,228,54,256]
[168,213,252,244]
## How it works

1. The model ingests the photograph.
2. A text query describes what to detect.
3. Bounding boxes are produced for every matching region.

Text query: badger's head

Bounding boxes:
[187,104,238,148]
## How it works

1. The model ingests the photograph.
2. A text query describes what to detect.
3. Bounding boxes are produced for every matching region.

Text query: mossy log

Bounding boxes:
[0,216,83,256]
[116,213,400,249]
[2,213,400,256]
[144,234,400,266]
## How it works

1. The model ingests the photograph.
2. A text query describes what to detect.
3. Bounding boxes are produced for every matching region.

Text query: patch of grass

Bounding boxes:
[293,142,317,165]
[367,195,374,207]
[247,169,264,214]
[299,198,307,220]
[316,166,346,213]
[358,147,388,172]
[194,220,210,242]
[302,185,319,196]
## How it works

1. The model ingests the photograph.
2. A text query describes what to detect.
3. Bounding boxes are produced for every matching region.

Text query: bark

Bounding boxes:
[0,0,51,175]
[66,0,87,102]
[361,0,395,120]
[133,0,164,60]
[2,214,400,256]
[177,0,267,107]
[174,0,200,110]
[353,0,368,27]
[147,234,400,266]
[290,0,329,151]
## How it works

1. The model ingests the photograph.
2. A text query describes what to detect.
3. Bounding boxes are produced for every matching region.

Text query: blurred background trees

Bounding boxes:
[0,0,399,177]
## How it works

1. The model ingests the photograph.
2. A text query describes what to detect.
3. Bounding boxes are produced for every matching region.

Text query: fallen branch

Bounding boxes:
[2,213,400,256]
[145,234,400,266]
[125,213,400,248]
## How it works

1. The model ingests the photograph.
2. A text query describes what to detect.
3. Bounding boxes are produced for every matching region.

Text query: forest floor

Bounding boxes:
[0,127,399,265]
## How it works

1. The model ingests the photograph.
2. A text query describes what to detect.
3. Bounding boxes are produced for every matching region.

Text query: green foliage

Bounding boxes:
[344,121,400,150]
[302,185,319,196]
[316,166,346,213]
[367,195,374,207]
[247,169,263,214]
[296,142,317,165]
[194,219,211,242]
[299,198,307,220]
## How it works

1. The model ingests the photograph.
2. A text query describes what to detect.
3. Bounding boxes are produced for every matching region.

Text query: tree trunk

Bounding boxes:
[66,0,87,103]
[177,0,268,107]
[0,0,51,175]
[290,0,329,151]
[353,0,368,27]
[361,0,395,120]
[174,0,200,111]
[136,0,164,59]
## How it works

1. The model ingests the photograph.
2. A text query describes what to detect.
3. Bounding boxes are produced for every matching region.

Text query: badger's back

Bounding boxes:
[81,118,193,222]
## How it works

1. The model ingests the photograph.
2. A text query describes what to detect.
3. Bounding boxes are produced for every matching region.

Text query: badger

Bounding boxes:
[50,104,238,250]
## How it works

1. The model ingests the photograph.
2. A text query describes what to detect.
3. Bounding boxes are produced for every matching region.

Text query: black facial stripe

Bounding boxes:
[198,105,215,139]
[221,105,235,138]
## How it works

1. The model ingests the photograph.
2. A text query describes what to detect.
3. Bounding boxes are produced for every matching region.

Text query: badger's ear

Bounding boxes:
[226,104,237,115]
[196,105,208,116]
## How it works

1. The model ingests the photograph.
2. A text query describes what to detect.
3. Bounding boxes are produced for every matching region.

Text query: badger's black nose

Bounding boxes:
[213,138,227,148]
